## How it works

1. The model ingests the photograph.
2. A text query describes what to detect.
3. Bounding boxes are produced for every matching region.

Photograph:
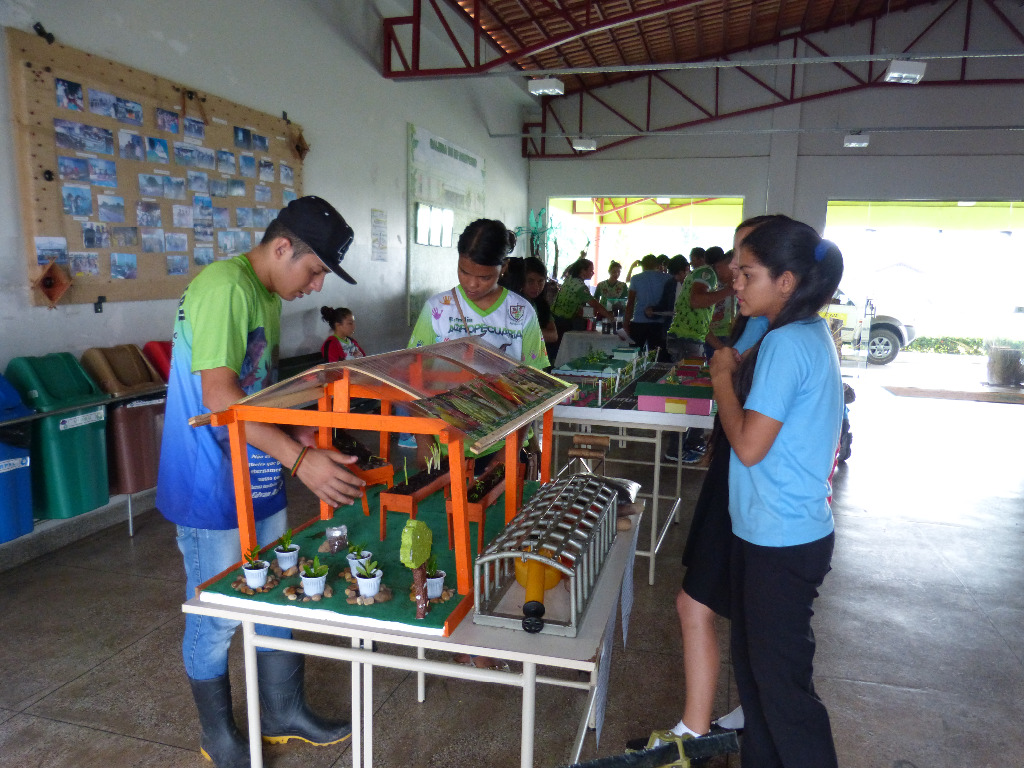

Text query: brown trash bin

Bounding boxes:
[80,345,166,495]
[81,344,163,397]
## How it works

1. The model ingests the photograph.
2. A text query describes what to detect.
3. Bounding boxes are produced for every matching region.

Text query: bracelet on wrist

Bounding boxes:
[290,446,310,477]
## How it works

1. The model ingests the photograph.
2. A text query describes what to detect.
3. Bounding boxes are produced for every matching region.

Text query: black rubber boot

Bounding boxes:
[256,651,351,746]
[188,675,252,768]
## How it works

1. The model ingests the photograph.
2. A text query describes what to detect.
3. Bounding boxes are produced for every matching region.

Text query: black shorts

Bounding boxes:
[681,429,733,618]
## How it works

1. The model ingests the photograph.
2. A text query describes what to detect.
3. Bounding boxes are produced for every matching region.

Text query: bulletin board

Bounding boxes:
[5,27,305,307]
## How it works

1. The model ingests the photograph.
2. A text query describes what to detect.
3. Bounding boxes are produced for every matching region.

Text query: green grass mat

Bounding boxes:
[201,479,539,632]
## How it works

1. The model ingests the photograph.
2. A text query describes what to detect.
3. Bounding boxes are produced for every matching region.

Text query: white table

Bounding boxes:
[182,514,641,768]
[552,406,714,585]
[554,330,631,368]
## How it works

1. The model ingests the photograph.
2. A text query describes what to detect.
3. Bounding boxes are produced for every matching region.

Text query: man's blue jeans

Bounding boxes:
[176,509,291,680]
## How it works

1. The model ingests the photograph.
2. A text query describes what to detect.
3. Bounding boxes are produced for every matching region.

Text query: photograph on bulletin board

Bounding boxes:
[6,27,304,306]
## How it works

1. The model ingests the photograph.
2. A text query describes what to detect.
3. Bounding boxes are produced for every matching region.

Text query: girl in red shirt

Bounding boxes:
[320,306,366,362]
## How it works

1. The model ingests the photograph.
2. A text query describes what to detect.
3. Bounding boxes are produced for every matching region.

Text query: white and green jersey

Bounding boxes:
[409,285,549,369]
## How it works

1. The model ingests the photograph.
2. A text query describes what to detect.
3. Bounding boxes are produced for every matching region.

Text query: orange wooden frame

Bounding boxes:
[209,368,555,596]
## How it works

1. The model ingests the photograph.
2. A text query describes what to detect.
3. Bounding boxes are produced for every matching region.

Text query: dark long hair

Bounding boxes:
[523,256,553,324]
[499,257,526,294]
[564,258,593,279]
[320,305,352,328]
[457,219,516,266]
[726,214,794,347]
[733,218,844,403]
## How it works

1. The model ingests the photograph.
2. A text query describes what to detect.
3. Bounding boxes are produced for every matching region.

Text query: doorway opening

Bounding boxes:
[546,196,744,279]
[824,200,1024,366]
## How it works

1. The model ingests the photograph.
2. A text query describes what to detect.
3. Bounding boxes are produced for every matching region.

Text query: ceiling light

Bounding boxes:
[655,197,671,204]
[884,60,926,84]
[570,137,597,151]
[528,77,564,96]
[843,133,870,148]
[957,201,977,207]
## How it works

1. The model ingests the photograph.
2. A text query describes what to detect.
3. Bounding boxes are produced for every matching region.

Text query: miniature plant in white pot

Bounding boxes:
[273,528,299,571]
[354,558,382,599]
[345,541,372,575]
[242,545,269,589]
[300,555,329,597]
[425,554,446,600]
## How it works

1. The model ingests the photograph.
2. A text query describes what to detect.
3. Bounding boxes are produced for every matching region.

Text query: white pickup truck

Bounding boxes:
[823,291,917,365]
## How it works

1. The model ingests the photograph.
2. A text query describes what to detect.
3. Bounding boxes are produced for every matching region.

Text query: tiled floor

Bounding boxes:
[0,353,1021,768]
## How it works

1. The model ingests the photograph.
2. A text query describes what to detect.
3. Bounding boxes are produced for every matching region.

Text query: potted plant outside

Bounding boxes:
[242,545,269,589]
[300,555,329,597]
[425,554,446,600]
[345,542,372,575]
[354,558,383,599]
[274,528,299,571]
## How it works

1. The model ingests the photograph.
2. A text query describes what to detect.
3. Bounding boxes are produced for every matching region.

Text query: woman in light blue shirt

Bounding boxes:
[710,217,844,768]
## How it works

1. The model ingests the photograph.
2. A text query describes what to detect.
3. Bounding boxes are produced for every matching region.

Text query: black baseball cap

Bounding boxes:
[275,196,356,284]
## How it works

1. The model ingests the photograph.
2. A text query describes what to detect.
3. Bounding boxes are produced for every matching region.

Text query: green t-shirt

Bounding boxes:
[595,279,628,304]
[551,276,592,320]
[156,254,283,529]
[667,266,717,342]
[188,254,281,386]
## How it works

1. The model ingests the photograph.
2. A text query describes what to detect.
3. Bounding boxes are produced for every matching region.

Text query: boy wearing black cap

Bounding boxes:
[157,196,362,768]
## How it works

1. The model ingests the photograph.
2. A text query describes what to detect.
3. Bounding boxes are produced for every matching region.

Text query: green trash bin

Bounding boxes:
[4,353,110,519]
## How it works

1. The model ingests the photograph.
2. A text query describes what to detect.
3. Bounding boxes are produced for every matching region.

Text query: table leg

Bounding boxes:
[674,429,684,521]
[363,644,374,768]
[351,637,361,768]
[521,661,537,768]
[241,622,264,768]
[649,430,662,585]
[417,647,426,702]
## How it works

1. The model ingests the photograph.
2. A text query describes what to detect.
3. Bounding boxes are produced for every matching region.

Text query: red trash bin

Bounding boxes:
[142,341,172,382]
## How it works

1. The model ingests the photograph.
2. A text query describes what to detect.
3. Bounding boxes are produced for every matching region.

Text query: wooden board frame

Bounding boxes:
[6,27,304,306]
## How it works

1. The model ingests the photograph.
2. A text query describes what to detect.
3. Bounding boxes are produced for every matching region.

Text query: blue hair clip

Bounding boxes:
[814,241,829,262]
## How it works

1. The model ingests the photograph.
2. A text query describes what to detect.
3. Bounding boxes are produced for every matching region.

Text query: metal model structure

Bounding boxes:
[473,473,619,637]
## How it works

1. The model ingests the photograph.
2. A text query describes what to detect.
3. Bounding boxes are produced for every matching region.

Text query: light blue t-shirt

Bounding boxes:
[729,317,842,547]
[734,315,770,354]
[628,270,672,323]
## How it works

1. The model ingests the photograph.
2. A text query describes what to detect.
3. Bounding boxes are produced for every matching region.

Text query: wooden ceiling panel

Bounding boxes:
[450,0,937,84]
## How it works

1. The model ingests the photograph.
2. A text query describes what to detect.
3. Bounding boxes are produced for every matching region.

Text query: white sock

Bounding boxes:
[714,705,744,730]
[651,719,703,748]
[670,719,704,738]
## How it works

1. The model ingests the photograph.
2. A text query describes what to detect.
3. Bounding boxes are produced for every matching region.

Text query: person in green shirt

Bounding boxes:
[666,248,735,362]
[594,260,628,305]
[159,196,365,768]
[550,258,613,337]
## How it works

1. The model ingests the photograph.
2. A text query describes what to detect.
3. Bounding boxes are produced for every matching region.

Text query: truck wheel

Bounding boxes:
[868,328,900,365]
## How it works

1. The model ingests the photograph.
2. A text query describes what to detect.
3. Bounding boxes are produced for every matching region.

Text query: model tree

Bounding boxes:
[400,519,433,619]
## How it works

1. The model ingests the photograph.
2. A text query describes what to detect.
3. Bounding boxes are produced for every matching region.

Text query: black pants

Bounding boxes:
[628,322,667,360]
[730,533,837,768]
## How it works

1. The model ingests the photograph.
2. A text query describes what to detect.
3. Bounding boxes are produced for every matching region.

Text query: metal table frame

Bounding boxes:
[551,406,713,585]
[183,513,641,768]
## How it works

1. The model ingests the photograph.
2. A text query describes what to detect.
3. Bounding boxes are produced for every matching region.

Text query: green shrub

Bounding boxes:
[906,337,986,355]
[986,338,1024,352]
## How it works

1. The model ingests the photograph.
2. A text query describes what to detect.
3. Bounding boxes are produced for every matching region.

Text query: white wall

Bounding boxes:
[0,0,531,369]
[528,6,1024,238]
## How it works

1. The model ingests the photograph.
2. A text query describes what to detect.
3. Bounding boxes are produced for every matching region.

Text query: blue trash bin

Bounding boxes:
[0,374,34,543]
